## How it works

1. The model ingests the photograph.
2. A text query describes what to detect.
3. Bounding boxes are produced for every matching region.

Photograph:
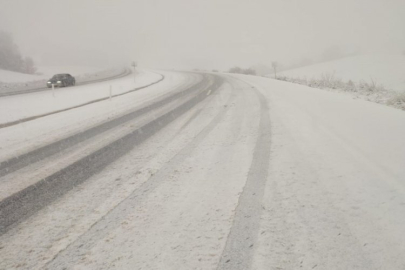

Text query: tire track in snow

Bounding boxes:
[217,78,271,270]
[43,76,231,269]
[0,73,205,178]
[0,75,223,235]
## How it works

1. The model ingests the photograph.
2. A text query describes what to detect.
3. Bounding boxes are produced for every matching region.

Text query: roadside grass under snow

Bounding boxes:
[276,73,405,111]
[275,54,405,111]
[279,54,405,92]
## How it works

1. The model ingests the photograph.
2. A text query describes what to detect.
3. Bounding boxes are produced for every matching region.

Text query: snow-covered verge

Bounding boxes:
[271,54,405,111]
[278,54,405,93]
[0,69,161,126]
[0,67,127,95]
[275,74,405,111]
[232,74,405,269]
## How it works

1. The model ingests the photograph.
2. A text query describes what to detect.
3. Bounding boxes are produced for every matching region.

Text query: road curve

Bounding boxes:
[0,73,223,235]
[1,71,405,270]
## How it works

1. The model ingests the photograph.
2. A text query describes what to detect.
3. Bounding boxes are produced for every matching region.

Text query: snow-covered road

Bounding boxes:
[0,71,404,269]
[236,75,405,270]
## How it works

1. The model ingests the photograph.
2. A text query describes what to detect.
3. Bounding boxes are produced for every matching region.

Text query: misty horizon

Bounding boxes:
[1,0,404,70]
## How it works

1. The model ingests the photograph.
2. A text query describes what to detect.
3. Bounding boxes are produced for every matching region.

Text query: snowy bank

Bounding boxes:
[279,54,405,93]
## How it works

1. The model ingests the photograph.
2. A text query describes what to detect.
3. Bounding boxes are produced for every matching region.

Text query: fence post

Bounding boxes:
[132,61,137,82]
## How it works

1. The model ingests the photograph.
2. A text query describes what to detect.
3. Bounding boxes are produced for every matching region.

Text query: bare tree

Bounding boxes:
[272,61,279,79]
[243,68,256,75]
[250,64,272,76]
[229,66,242,73]
[22,56,37,74]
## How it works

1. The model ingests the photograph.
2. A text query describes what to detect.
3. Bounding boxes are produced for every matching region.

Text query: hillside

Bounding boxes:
[0,69,46,83]
[279,54,405,92]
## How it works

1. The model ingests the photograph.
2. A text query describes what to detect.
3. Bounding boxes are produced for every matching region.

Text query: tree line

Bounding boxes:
[0,31,37,74]
[228,66,256,75]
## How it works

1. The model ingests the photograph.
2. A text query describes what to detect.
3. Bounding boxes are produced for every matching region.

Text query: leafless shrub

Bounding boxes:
[320,72,336,88]
[387,92,405,109]
[276,75,288,81]
[275,73,404,111]
[345,80,356,91]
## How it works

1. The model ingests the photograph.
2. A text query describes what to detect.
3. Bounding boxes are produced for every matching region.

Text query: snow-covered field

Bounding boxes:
[0,69,47,83]
[279,54,405,92]
[1,70,405,269]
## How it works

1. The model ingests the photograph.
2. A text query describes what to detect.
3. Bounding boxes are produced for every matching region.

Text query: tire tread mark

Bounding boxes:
[44,76,231,269]
[0,75,223,236]
[0,74,206,178]
[217,77,271,270]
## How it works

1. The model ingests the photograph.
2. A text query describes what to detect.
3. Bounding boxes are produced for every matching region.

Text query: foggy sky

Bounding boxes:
[1,0,404,70]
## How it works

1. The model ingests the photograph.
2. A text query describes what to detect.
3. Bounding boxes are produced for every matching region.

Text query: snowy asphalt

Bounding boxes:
[0,73,223,235]
[1,70,405,269]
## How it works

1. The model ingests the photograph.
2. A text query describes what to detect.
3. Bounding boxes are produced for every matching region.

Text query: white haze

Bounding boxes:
[0,0,404,70]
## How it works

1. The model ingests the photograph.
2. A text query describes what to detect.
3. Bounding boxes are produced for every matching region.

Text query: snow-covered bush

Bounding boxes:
[387,92,405,110]
[276,74,405,111]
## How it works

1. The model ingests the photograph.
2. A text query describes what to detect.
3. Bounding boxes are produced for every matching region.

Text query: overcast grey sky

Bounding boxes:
[1,0,404,70]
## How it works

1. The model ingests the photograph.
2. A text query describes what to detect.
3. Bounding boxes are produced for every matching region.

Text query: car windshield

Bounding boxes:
[51,75,65,79]
[1,1,405,270]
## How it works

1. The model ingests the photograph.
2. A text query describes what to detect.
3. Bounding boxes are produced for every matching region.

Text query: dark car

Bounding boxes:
[47,74,76,88]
